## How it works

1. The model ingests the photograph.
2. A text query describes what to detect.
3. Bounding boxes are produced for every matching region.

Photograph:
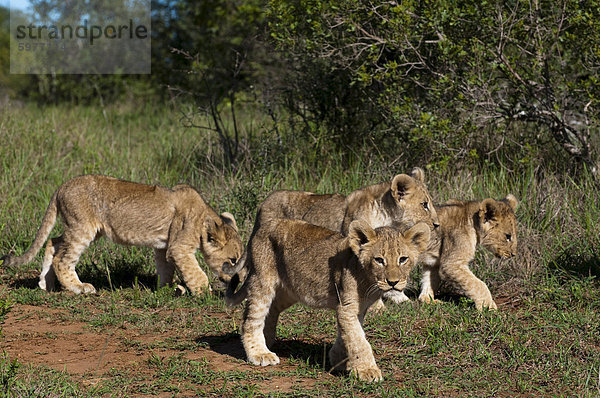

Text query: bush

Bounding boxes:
[266,0,600,174]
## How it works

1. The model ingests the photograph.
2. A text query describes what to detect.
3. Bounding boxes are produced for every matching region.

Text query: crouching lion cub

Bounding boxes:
[226,219,430,382]
[1,175,243,295]
[391,195,518,310]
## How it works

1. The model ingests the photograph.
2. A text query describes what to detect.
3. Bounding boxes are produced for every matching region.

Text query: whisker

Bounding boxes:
[366,283,381,298]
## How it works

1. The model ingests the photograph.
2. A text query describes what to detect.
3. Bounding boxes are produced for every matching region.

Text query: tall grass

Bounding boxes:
[1,102,599,289]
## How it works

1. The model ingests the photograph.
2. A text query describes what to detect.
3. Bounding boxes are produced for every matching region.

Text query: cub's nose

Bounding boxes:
[222,257,239,274]
[386,279,399,287]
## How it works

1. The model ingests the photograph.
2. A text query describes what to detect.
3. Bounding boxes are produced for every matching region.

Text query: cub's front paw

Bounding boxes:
[247,351,280,366]
[187,284,212,296]
[350,366,383,383]
[81,283,97,294]
[69,283,97,294]
[418,293,440,304]
[477,300,498,311]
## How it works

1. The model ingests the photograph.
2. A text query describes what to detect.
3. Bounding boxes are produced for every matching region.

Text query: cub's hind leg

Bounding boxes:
[241,279,280,366]
[154,249,175,288]
[52,231,96,294]
[39,236,63,291]
[263,290,295,349]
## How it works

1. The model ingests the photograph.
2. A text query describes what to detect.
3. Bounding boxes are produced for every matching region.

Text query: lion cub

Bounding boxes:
[222,168,439,283]
[226,219,430,382]
[391,195,518,310]
[1,175,243,295]
[254,167,439,235]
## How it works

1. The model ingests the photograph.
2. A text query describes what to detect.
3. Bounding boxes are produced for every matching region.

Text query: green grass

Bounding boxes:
[0,103,599,396]
[0,354,88,397]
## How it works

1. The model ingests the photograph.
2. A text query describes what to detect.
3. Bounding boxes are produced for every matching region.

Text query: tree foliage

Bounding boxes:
[0,7,33,99]
[267,0,600,172]
[2,1,599,173]
[153,0,267,166]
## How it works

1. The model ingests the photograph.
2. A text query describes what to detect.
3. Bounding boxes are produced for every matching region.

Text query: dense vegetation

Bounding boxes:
[2,1,600,172]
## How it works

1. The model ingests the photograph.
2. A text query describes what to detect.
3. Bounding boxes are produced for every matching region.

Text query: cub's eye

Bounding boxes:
[374,257,385,265]
[422,202,429,211]
[207,234,215,244]
[399,256,409,265]
[505,234,512,242]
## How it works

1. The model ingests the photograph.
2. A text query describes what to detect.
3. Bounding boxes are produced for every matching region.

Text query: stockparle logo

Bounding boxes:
[10,0,151,74]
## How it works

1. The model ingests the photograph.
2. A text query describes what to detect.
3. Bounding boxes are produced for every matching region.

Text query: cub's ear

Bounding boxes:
[503,194,518,212]
[404,222,430,252]
[480,198,498,223]
[348,220,376,256]
[220,212,238,232]
[203,215,221,243]
[391,174,415,202]
[410,167,425,183]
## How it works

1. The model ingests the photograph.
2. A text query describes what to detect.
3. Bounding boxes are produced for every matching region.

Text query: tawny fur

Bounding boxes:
[260,167,439,235]
[223,168,439,283]
[1,175,243,295]
[390,195,518,310]
[226,218,430,382]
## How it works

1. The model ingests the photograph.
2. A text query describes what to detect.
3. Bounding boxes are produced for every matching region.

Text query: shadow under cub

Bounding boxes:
[197,333,327,369]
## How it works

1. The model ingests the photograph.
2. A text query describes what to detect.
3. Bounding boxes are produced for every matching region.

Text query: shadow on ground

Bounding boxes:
[549,246,600,279]
[198,333,328,369]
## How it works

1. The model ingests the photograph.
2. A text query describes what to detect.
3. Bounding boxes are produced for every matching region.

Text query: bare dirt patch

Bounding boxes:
[1,303,323,395]
[3,304,149,375]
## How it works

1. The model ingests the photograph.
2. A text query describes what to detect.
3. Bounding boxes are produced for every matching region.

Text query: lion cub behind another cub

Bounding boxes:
[416,195,519,310]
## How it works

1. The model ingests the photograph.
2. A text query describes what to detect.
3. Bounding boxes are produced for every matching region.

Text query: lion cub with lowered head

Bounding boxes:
[391,195,518,310]
[1,175,243,295]
[226,219,430,382]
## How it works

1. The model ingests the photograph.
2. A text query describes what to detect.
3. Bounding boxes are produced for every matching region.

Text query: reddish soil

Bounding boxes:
[1,304,324,395]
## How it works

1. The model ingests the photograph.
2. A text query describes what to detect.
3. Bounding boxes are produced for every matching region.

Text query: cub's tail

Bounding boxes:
[224,262,249,306]
[1,192,58,268]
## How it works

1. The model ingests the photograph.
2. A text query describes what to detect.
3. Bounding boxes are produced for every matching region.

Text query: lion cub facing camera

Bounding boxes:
[1,175,243,295]
[226,219,430,382]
